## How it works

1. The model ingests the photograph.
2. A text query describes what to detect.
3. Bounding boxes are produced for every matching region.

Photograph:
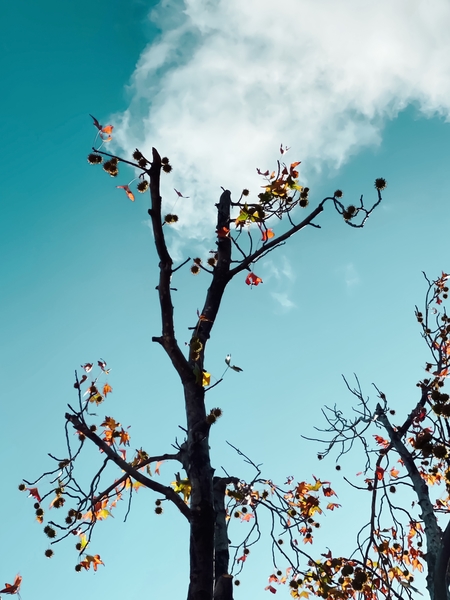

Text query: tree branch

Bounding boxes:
[65,412,191,521]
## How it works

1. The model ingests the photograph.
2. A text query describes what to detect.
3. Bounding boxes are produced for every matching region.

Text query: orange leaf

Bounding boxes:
[155,460,164,476]
[116,185,135,202]
[261,228,275,242]
[390,467,400,478]
[326,502,341,510]
[245,272,263,286]
[0,575,22,595]
[217,226,230,238]
[101,125,113,134]
[103,383,112,397]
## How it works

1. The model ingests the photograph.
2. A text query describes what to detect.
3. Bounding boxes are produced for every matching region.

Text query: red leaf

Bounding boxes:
[245,272,263,286]
[0,575,22,595]
[81,363,93,372]
[27,487,42,502]
[261,228,275,242]
[265,585,277,594]
[217,226,230,238]
[375,466,385,481]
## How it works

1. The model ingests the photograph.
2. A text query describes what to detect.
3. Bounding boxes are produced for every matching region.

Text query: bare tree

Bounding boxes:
[20,117,385,600]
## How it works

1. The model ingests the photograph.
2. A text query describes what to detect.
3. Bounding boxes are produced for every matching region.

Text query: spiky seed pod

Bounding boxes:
[36,508,44,517]
[34,502,40,509]
[299,198,309,208]
[241,507,248,513]
[234,511,240,518]
[389,486,396,493]
[65,516,73,525]
[162,163,173,173]
[109,167,118,177]
[75,542,82,551]
[234,581,240,586]
[76,511,83,520]
[300,190,309,199]
[334,190,343,198]
[207,257,216,267]
[87,153,103,164]
[138,158,148,168]
[193,257,202,265]
[68,509,76,517]
[206,414,217,425]
[433,444,448,459]
[277,539,283,545]
[45,549,54,558]
[374,178,387,191]
[212,407,222,418]
[242,189,249,196]
[18,483,26,491]
[109,157,118,166]
[103,160,113,172]
[155,506,163,514]
[137,180,149,193]
[190,265,200,275]
[155,500,161,506]
[45,527,57,539]
[133,149,143,161]
[289,580,299,589]
[243,548,250,554]
[164,214,179,224]
[78,432,86,442]
[90,425,97,432]
[161,157,170,164]
[75,564,82,572]
[346,205,357,215]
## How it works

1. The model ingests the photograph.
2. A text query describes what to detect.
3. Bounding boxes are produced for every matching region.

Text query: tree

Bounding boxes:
[296,271,450,600]
[19,117,384,600]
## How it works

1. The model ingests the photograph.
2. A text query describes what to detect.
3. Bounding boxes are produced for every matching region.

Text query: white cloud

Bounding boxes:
[112,0,450,240]
[271,292,296,311]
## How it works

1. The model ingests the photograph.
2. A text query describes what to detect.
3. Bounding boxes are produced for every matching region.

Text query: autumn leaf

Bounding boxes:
[390,467,400,478]
[280,144,291,155]
[101,416,120,430]
[374,435,390,448]
[172,476,192,503]
[375,466,385,480]
[261,228,275,242]
[27,487,42,502]
[237,554,247,563]
[202,371,211,387]
[116,185,135,201]
[174,188,189,198]
[326,502,341,511]
[103,383,112,397]
[265,585,277,594]
[245,272,263,286]
[217,226,230,238]
[81,362,93,372]
[0,575,22,595]
[154,461,164,476]
[225,354,243,372]
[79,554,104,571]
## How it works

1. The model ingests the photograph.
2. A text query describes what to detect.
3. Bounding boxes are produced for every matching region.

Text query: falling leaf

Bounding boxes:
[0,575,22,595]
[103,383,112,397]
[81,363,93,372]
[174,188,189,198]
[374,435,390,448]
[116,185,135,202]
[279,144,291,155]
[326,502,341,511]
[390,467,400,478]
[245,272,263,286]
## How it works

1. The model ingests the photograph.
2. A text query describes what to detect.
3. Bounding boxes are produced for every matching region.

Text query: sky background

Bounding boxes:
[1,0,450,598]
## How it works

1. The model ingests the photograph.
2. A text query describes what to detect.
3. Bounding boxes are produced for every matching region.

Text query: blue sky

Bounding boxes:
[2,1,450,598]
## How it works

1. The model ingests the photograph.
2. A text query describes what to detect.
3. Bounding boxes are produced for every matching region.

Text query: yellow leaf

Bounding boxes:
[202,371,211,387]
